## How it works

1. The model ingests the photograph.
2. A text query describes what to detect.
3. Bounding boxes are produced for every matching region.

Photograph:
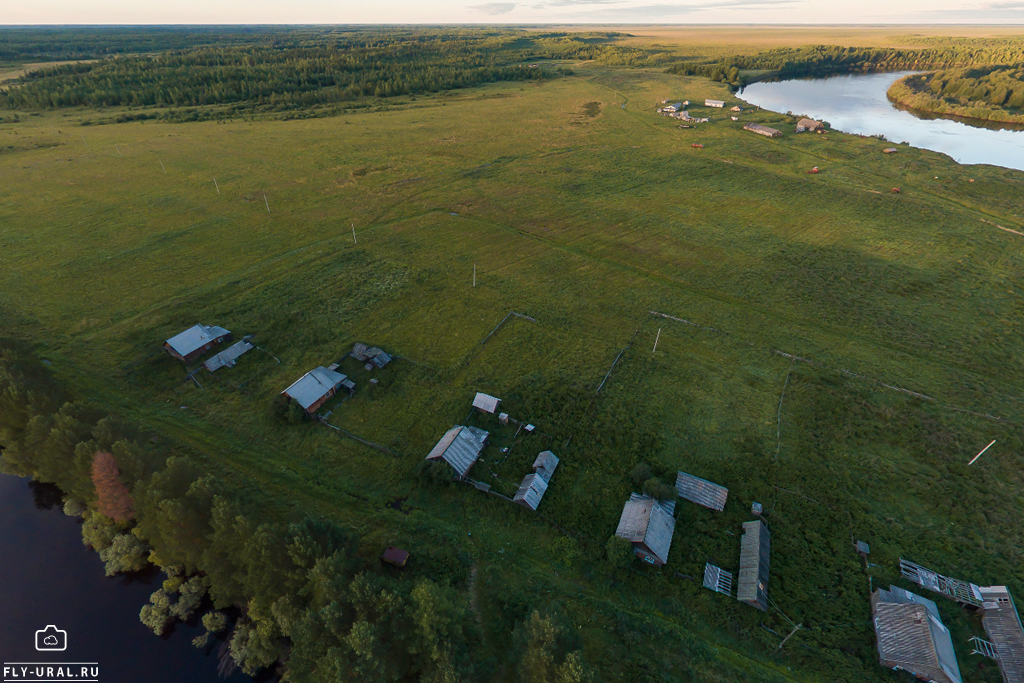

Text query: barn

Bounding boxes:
[282,366,348,414]
[615,493,676,566]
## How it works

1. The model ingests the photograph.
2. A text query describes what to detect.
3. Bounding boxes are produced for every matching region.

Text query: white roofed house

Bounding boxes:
[705,99,725,108]
[164,324,231,363]
[514,451,560,511]
[282,366,348,415]
[615,493,675,566]
[425,426,489,479]
[473,392,501,414]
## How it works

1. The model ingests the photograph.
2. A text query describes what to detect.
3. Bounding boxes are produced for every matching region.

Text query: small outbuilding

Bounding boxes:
[731,105,742,112]
[164,324,231,363]
[282,366,348,414]
[676,471,729,512]
[737,520,770,611]
[425,425,489,479]
[514,451,560,511]
[883,147,899,154]
[350,343,392,369]
[978,586,1024,683]
[472,392,501,414]
[743,123,782,138]
[871,585,962,683]
[381,546,410,567]
[203,340,253,372]
[796,118,825,132]
[705,99,725,108]
[615,493,675,566]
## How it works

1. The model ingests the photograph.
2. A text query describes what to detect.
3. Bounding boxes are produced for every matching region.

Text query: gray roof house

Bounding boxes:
[871,585,962,683]
[615,493,675,566]
[979,586,1024,683]
[514,451,560,511]
[204,340,253,372]
[737,520,770,611]
[425,425,489,479]
[164,324,231,363]
[282,366,348,414]
[676,471,729,512]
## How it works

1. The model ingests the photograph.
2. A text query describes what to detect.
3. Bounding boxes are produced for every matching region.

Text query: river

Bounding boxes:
[739,70,1024,173]
[0,473,253,683]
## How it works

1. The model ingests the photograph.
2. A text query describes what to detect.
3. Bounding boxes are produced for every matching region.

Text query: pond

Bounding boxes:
[739,70,1024,173]
[0,473,254,682]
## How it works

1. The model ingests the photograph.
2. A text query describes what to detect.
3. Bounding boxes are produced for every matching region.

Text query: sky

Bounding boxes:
[5,0,1024,25]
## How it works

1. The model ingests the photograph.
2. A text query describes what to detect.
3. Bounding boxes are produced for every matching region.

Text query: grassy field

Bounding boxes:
[2,56,1024,682]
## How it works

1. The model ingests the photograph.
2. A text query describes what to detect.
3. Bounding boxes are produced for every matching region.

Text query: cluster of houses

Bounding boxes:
[163,323,393,417]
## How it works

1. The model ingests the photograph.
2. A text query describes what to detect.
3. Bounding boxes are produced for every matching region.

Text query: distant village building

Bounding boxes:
[425,425,489,479]
[164,324,231,363]
[883,147,899,154]
[350,343,392,369]
[796,118,825,132]
[662,102,683,112]
[730,105,742,112]
[472,392,501,414]
[743,123,783,138]
[978,586,1024,683]
[705,99,725,108]
[513,451,560,511]
[381,546,409,567]
[282,366,348,414]
[871,585,962,683]
[737,520,770,611]
[203,340,253,372]
[615,493,675,566]
[675,471,728,512]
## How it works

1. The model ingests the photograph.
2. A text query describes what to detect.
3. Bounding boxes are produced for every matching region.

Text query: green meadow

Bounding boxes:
[2,51,1024,682]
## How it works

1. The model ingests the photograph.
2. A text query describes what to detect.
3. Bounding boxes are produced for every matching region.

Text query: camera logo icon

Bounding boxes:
[35,625,67,651]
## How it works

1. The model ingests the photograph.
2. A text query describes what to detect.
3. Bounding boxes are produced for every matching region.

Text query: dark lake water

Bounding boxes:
[739,71,1024,173]
[0,473,253,683]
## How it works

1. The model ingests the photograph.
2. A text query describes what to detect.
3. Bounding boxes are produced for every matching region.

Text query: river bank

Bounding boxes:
[886,73,1024,128]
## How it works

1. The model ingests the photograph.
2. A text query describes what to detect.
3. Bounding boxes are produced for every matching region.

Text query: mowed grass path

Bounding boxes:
[2,66,1023,682]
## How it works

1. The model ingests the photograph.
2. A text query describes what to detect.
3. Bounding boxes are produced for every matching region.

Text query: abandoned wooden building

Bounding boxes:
[472,392,501,414]
[731,105,742,112]
[350,342,392,369]
[796,118,825,132]
[705,99,725,108]
[203,340,253,372]
[164,324,231,363]
[513,450,560,511]
[743,123,783,138]
[381,546,410,568]
[425,425,489,479]
[871,585,962,683]
[900,558,984,607]
[675,471,729,512]
[704,563,733,596]
[737,520,770,611]
[282,366,348,414]
[978,586,1024,683]
[615,493,676,566]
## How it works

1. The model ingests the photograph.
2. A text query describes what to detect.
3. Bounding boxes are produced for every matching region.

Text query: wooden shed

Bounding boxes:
[381,546,410,567]
[513,451,560,511]
[871,585,962,683]
[164,324,231,363]
[743,123,782,138]
[615,493,675,566]
[203,340,253,372]
[796,118,825,132]
[675,471,728,512]
[425,425,489,479]
[472,392,501,414]
[737,520,770,611]
[705,99,725,108]
[978,586,1024,683]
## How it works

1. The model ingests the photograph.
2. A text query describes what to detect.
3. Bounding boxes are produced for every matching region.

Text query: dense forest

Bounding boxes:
[0,30,659,118]
[0,339,592,682]
[668,39,1024,89]
[887,67,1024,124]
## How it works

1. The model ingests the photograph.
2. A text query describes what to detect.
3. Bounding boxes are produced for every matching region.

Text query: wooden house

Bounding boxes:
[871,585,962,683]
[676,471,728,512]
[282,366,348,414]
[737,520,770,611]
[425,425,489,479]
[615,493,675,566]
[796,118,825,132]
[743,123,782,138]
[164,324,231,363]
[514,451,560,511]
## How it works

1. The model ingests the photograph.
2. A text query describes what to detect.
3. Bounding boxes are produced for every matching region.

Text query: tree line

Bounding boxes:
[887,67,1024,125]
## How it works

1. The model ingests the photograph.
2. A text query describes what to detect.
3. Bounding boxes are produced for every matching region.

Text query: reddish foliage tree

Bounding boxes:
[91,451,135,521]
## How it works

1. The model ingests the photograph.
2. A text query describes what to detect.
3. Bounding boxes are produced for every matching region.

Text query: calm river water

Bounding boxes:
[740,70,1024,172]
[0,473,253,682]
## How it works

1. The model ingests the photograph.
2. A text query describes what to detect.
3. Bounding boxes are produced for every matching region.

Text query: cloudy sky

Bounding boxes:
[5,0,1024,25]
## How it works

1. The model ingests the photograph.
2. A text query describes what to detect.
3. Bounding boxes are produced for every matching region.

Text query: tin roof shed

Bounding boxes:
[203,340,253,372]
[532,451,559,483]
[282,367,348,411]
[426,425,489,478]
[166,324,230,358]
[615,493,675,566]
[676,471,728,512]
[473,393,501,414]
[737,520,770,611]
[514,473,549,511]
